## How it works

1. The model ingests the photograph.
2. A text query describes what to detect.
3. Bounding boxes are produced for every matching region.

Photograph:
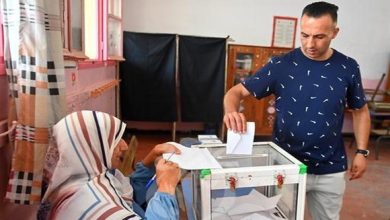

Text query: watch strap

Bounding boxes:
[356,149,369,157]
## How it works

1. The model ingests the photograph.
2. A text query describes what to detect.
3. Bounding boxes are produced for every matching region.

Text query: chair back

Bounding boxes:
[118,135,138,176]
[370,73,386,102]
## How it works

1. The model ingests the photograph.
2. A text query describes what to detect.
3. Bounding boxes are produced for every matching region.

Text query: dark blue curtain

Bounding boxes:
[179,36,226,122]
[120,32,176,121]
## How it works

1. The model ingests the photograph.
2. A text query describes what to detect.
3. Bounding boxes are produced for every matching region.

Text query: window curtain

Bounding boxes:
[120,32,177,121]
[179,36,226,122]
[1,0,66,204]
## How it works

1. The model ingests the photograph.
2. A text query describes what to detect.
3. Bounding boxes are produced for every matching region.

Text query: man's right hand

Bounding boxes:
[223,111,247,133]
[223,84,250,134]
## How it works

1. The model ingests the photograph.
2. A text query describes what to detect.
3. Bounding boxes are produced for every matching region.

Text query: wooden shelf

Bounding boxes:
[227,44,291,135]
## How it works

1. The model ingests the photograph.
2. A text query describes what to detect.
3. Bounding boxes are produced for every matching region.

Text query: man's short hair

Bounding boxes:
[302,1,338,23]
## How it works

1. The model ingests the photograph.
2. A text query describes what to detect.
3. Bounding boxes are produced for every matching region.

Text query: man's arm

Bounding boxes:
[349,104,371,180]
[223,83,251,133]
[352,104,371,151]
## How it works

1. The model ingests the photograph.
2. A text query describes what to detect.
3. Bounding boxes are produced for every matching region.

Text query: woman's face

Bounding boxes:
[111,139,129,169]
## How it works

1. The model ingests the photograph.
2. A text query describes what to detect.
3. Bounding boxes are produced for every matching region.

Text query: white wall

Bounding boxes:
[123,0,390,81]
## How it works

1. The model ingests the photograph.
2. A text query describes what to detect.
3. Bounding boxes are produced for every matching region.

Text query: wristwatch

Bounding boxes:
[356,149,370,158]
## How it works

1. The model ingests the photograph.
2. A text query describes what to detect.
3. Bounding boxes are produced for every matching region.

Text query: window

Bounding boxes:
[62,0,88,59]
[62,0,123,61]
[84,0,99,60]
[61,0,69,52]
[71,0,83,52]
[0,11,4,75]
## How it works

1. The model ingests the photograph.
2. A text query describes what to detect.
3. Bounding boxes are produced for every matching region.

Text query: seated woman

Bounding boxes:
[39,110,181,220]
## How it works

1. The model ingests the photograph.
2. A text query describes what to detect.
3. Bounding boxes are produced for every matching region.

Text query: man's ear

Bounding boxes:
[332,27,340,39]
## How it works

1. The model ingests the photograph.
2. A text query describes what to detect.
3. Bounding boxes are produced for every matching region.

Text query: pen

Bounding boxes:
[145,151,176,189]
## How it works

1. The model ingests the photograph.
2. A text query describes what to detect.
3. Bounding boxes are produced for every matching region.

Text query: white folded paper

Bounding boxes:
[226,122,255,155]
[163,142,222,170]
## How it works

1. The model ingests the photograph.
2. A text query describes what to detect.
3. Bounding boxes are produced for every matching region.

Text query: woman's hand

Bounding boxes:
[142,143,181,167]
[155,159,181,195]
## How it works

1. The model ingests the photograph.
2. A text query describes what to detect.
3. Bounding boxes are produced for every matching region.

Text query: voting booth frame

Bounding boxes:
[190,142,307,220]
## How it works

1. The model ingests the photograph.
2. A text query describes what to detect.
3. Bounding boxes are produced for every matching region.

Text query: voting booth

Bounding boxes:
[190,142,307,220]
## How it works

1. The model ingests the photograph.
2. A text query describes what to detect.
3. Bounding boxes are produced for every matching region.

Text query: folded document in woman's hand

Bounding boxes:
[163,142,222,170]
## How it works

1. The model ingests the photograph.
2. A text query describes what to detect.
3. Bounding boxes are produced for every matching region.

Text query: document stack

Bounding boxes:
[197,134,223,144]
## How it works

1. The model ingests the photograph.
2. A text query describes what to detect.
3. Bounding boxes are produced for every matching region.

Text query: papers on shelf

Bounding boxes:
[198,134,223,144]
[163,142,222,170]
[226,122,255,155]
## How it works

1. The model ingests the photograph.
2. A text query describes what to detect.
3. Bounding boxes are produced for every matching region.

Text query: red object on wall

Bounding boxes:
[71,72,76,82]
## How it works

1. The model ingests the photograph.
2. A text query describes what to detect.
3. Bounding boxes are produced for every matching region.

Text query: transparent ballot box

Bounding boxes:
[191,142,307,220]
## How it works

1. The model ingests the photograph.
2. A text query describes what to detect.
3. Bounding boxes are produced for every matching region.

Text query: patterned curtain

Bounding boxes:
[1,0,66,204]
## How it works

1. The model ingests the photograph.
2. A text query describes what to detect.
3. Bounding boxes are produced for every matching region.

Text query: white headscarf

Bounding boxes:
[41,110,140,220]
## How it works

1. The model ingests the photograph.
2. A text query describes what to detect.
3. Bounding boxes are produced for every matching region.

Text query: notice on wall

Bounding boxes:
[271,16,297,48]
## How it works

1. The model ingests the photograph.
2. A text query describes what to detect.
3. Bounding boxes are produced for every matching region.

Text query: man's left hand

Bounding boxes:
[349,154,367,180]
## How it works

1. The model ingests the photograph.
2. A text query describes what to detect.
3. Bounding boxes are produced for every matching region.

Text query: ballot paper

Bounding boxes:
[163,142,222,170]
[211,189,282,216]
[226,122,255,154]
[240,213,272,220]
[212,210,285,220]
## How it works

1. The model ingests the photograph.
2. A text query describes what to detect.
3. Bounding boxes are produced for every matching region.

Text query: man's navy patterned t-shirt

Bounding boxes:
[242,48,366,174]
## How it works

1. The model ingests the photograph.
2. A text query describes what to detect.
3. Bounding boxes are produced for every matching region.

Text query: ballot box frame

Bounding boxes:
[190,141,307,220]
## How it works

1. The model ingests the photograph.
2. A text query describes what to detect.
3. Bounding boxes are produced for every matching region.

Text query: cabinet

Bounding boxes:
[227,45,291,135]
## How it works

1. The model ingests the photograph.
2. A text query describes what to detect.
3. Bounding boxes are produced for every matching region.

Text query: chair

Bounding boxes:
[118,135,138,176]
[366,73,390,159]
[370,112,390,160]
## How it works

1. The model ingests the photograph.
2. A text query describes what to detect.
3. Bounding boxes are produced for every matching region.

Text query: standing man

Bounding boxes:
[223,2,370,220]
